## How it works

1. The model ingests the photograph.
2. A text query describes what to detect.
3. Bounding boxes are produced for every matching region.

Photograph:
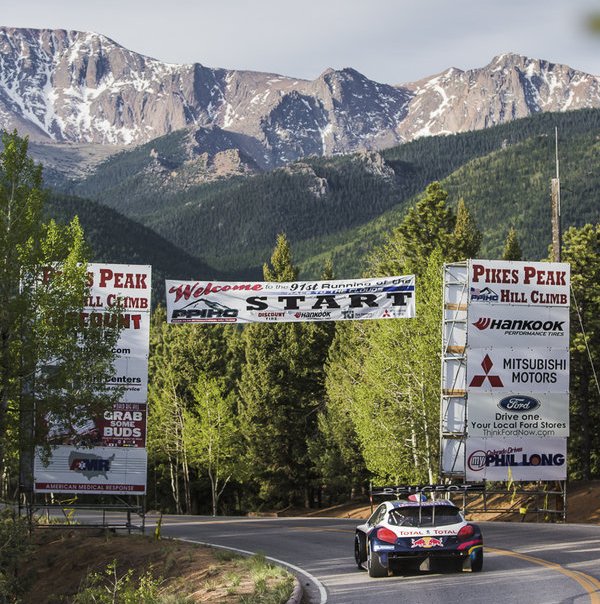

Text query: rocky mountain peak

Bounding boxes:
[0,27,599,174]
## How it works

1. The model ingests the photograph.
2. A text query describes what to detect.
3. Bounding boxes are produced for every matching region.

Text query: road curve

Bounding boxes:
[155,516,600,604]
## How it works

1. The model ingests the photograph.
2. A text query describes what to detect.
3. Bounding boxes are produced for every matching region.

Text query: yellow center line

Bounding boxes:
[489,547,600,604]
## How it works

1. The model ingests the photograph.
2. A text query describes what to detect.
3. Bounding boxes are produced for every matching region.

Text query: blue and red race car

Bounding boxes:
[355,489,483,578]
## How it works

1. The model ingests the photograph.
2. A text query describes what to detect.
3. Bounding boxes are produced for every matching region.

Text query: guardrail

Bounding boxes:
[27,502,145,533]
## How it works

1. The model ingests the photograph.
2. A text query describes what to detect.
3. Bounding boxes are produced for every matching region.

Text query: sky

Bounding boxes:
[3,0,600,84]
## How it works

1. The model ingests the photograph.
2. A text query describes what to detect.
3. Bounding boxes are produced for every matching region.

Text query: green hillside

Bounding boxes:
[52,108,600,279]
[46,194,244,302]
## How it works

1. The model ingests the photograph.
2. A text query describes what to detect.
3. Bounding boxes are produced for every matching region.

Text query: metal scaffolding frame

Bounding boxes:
[440,262,468,479]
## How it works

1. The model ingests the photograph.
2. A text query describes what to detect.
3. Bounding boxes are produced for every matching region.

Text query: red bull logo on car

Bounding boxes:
[411,537,443,549]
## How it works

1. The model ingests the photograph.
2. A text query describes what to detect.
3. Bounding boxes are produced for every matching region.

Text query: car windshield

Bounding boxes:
[388,505,462,527]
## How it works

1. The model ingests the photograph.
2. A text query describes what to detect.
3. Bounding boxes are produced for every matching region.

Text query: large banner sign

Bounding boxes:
[34,263,151,496]
[165,276,415,324]
[34,445,147,494]
[469,260,570,306]
[463,259,570,482]
[465,437,567,481]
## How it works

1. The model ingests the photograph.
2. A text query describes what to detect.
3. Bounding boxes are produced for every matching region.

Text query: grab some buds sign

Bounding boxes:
[165,276,415,324]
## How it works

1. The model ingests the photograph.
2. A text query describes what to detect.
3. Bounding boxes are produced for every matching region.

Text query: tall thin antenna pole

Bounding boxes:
[551,127,561,262]
[555,126,560,181]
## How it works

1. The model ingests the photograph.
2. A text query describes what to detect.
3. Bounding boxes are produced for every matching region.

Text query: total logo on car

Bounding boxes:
[354,492,483,578]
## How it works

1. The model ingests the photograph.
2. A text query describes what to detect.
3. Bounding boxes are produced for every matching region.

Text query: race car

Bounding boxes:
[354,497,483,578]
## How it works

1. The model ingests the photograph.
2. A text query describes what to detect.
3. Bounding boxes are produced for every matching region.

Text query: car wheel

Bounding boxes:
[470,548,483,572]
[354,534,366,569]
[367,546,388,578]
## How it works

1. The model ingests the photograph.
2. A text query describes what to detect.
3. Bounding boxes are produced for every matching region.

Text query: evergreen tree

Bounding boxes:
[300,259,337,506]
[452,198,482,260]
[502,227,523,260]
[562,224,600,479]
[263,233,298,281]
[239,234,329,507]
[370,182,455,276]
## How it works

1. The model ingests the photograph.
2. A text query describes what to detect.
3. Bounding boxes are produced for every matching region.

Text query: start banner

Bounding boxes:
[165,276,416,324]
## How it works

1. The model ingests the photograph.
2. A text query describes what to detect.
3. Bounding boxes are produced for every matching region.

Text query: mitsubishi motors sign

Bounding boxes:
[464,260,570,481]
[466,349,569,393]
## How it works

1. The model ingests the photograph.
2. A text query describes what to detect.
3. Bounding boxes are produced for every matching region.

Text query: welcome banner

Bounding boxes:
[165,276,416,324]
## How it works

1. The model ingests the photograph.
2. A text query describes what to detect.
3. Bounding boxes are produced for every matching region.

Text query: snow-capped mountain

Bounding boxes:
[1,27,600,169]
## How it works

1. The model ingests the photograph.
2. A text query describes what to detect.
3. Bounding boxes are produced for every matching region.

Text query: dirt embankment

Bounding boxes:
[22,529,293,604]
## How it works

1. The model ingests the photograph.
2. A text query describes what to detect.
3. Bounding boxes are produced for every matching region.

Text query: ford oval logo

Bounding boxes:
[498,395,540,412]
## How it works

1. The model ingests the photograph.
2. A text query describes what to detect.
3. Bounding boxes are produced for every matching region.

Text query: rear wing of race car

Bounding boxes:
[369,483,485,514]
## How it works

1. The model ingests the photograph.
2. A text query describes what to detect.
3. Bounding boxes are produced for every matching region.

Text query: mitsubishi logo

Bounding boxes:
[469,354,504,387]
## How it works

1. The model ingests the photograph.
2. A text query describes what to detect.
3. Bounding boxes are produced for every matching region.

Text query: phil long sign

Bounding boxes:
[165,276,415,324]
[466,437,567,481]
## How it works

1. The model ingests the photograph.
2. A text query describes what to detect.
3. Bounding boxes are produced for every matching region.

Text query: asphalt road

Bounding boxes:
[152,515,600,604]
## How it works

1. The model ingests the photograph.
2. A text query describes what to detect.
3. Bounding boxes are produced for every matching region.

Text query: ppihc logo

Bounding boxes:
[171,299,239,322]
[470,287,499,302]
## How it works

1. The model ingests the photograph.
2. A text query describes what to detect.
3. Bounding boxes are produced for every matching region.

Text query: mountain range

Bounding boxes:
[2,26,600,177]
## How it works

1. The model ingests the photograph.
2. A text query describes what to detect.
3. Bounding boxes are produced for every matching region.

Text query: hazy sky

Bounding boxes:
[3,0,600,83]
